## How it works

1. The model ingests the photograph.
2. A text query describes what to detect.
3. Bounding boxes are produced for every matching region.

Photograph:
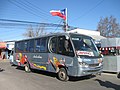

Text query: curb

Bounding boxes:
[102,72,117,76]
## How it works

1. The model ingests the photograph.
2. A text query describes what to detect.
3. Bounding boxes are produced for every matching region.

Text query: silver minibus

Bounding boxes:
[13,32,103,81]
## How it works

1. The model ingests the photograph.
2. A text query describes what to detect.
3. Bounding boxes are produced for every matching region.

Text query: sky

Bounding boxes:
[0,0,120,41]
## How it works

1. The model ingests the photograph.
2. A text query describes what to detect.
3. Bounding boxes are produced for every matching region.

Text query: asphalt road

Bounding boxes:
[0,60,120,90]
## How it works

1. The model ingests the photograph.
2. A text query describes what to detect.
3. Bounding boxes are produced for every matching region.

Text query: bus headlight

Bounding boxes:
[98,58,103,63]
[79,62,89,68]
[98,58,103,66]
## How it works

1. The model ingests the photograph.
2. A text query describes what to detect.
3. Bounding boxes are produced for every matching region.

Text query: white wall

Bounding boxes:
[68,28,100,36]
[6,42,15,50]
[67,28,105,40]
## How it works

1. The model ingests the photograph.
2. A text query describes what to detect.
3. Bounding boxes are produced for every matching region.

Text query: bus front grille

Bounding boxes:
[89,63,99,67]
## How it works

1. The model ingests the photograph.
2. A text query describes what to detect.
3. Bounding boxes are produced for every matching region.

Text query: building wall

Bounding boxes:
[6,42,15,50]
[67,28,105,41]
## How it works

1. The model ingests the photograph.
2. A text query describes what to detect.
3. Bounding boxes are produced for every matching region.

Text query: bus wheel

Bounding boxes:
[117,72,120,78]
[58,68,69,81]
[25,62,31,73]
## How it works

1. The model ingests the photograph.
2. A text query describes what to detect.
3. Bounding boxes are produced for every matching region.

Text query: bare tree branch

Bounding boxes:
[23,24,46,38]
[97,16,120,38]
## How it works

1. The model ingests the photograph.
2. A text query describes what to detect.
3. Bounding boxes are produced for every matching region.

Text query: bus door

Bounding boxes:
[48,36,58,72]
[48,35,75,75]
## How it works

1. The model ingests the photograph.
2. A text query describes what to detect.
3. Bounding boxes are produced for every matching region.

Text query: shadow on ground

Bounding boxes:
[95,79,120,90]
[69,75,96,82]
[0,68,5,72]
[15,66,96,82]
[16,66,57,78]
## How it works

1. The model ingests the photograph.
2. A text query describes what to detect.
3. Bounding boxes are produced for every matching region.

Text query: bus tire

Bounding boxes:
[58,68,69,81]
[117,72,120,78]
[25,62,31,73]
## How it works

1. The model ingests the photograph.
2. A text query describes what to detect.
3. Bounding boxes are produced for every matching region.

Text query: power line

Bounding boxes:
[0,27,63,41]
[14,0,50,19]
[21,0,59,21]
[7,0,48,21]
[54,19,63,32]
[70,0,104,23]
[0,19,76,36]
[24,0,50,17]
[7,0,60,23]
[0,19,64,27]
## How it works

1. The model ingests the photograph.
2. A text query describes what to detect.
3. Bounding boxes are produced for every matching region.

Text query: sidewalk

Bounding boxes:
[102,72,117,76]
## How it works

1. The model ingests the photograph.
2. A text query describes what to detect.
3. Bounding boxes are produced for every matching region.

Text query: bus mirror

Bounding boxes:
[65,35,69,40]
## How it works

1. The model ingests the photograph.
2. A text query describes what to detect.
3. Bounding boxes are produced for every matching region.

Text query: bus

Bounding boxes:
[13,32,103,81]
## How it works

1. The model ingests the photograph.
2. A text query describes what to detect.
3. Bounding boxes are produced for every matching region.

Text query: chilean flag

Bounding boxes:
[50,9,66,20]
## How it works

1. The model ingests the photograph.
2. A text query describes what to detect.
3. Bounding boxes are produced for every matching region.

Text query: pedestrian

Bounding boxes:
[8,50,11,59]
[1,50,6,59]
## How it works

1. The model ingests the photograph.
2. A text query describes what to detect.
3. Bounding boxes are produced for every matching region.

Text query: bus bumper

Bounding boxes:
[77,66,103,77]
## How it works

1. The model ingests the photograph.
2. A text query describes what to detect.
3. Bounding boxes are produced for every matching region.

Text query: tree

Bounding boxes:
[97,16,120,38]
[23,24,46,38]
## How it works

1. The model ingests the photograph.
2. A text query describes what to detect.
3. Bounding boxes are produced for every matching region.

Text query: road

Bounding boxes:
[0,60,120,90]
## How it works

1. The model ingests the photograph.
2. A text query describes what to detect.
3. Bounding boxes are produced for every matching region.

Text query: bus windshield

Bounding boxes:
[70,34,100,57]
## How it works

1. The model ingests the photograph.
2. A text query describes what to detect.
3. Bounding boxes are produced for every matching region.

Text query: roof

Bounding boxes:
[67,28,106,40]
[15,32,92,42]
[0,42,6,49]
[88,35,106,40]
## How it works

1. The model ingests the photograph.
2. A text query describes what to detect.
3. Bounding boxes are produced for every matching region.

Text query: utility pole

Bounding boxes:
[63,8,68,32]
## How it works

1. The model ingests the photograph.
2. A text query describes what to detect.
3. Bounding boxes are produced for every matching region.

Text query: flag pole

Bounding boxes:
[65,8,68,32]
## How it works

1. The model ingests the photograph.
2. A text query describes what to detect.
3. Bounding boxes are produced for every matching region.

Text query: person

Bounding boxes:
[8,50,11,59]
[1,50,6,59]
[64,40,69,52]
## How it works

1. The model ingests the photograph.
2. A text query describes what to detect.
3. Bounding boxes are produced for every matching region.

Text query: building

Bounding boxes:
[101,38,120,74]
[0,42,7,59]
[6,41,15,51]
[0,41,15,60]
[67,28,105,41]
[6,41,15,59]
[67,28,106,49]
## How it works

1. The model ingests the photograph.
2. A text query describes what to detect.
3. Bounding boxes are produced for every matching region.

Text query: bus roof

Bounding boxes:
[15,32,92,42]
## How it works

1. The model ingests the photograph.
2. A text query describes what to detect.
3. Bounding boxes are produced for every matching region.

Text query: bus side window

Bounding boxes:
[35,38,47,52]
[35,39,40,52]
[24,41,29,52]
[58,36,74,57]
[29,40,34,52]
[57,36,64,54]
[40,38,47,52]
[15,42,20,53]
[49,37,57,53]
